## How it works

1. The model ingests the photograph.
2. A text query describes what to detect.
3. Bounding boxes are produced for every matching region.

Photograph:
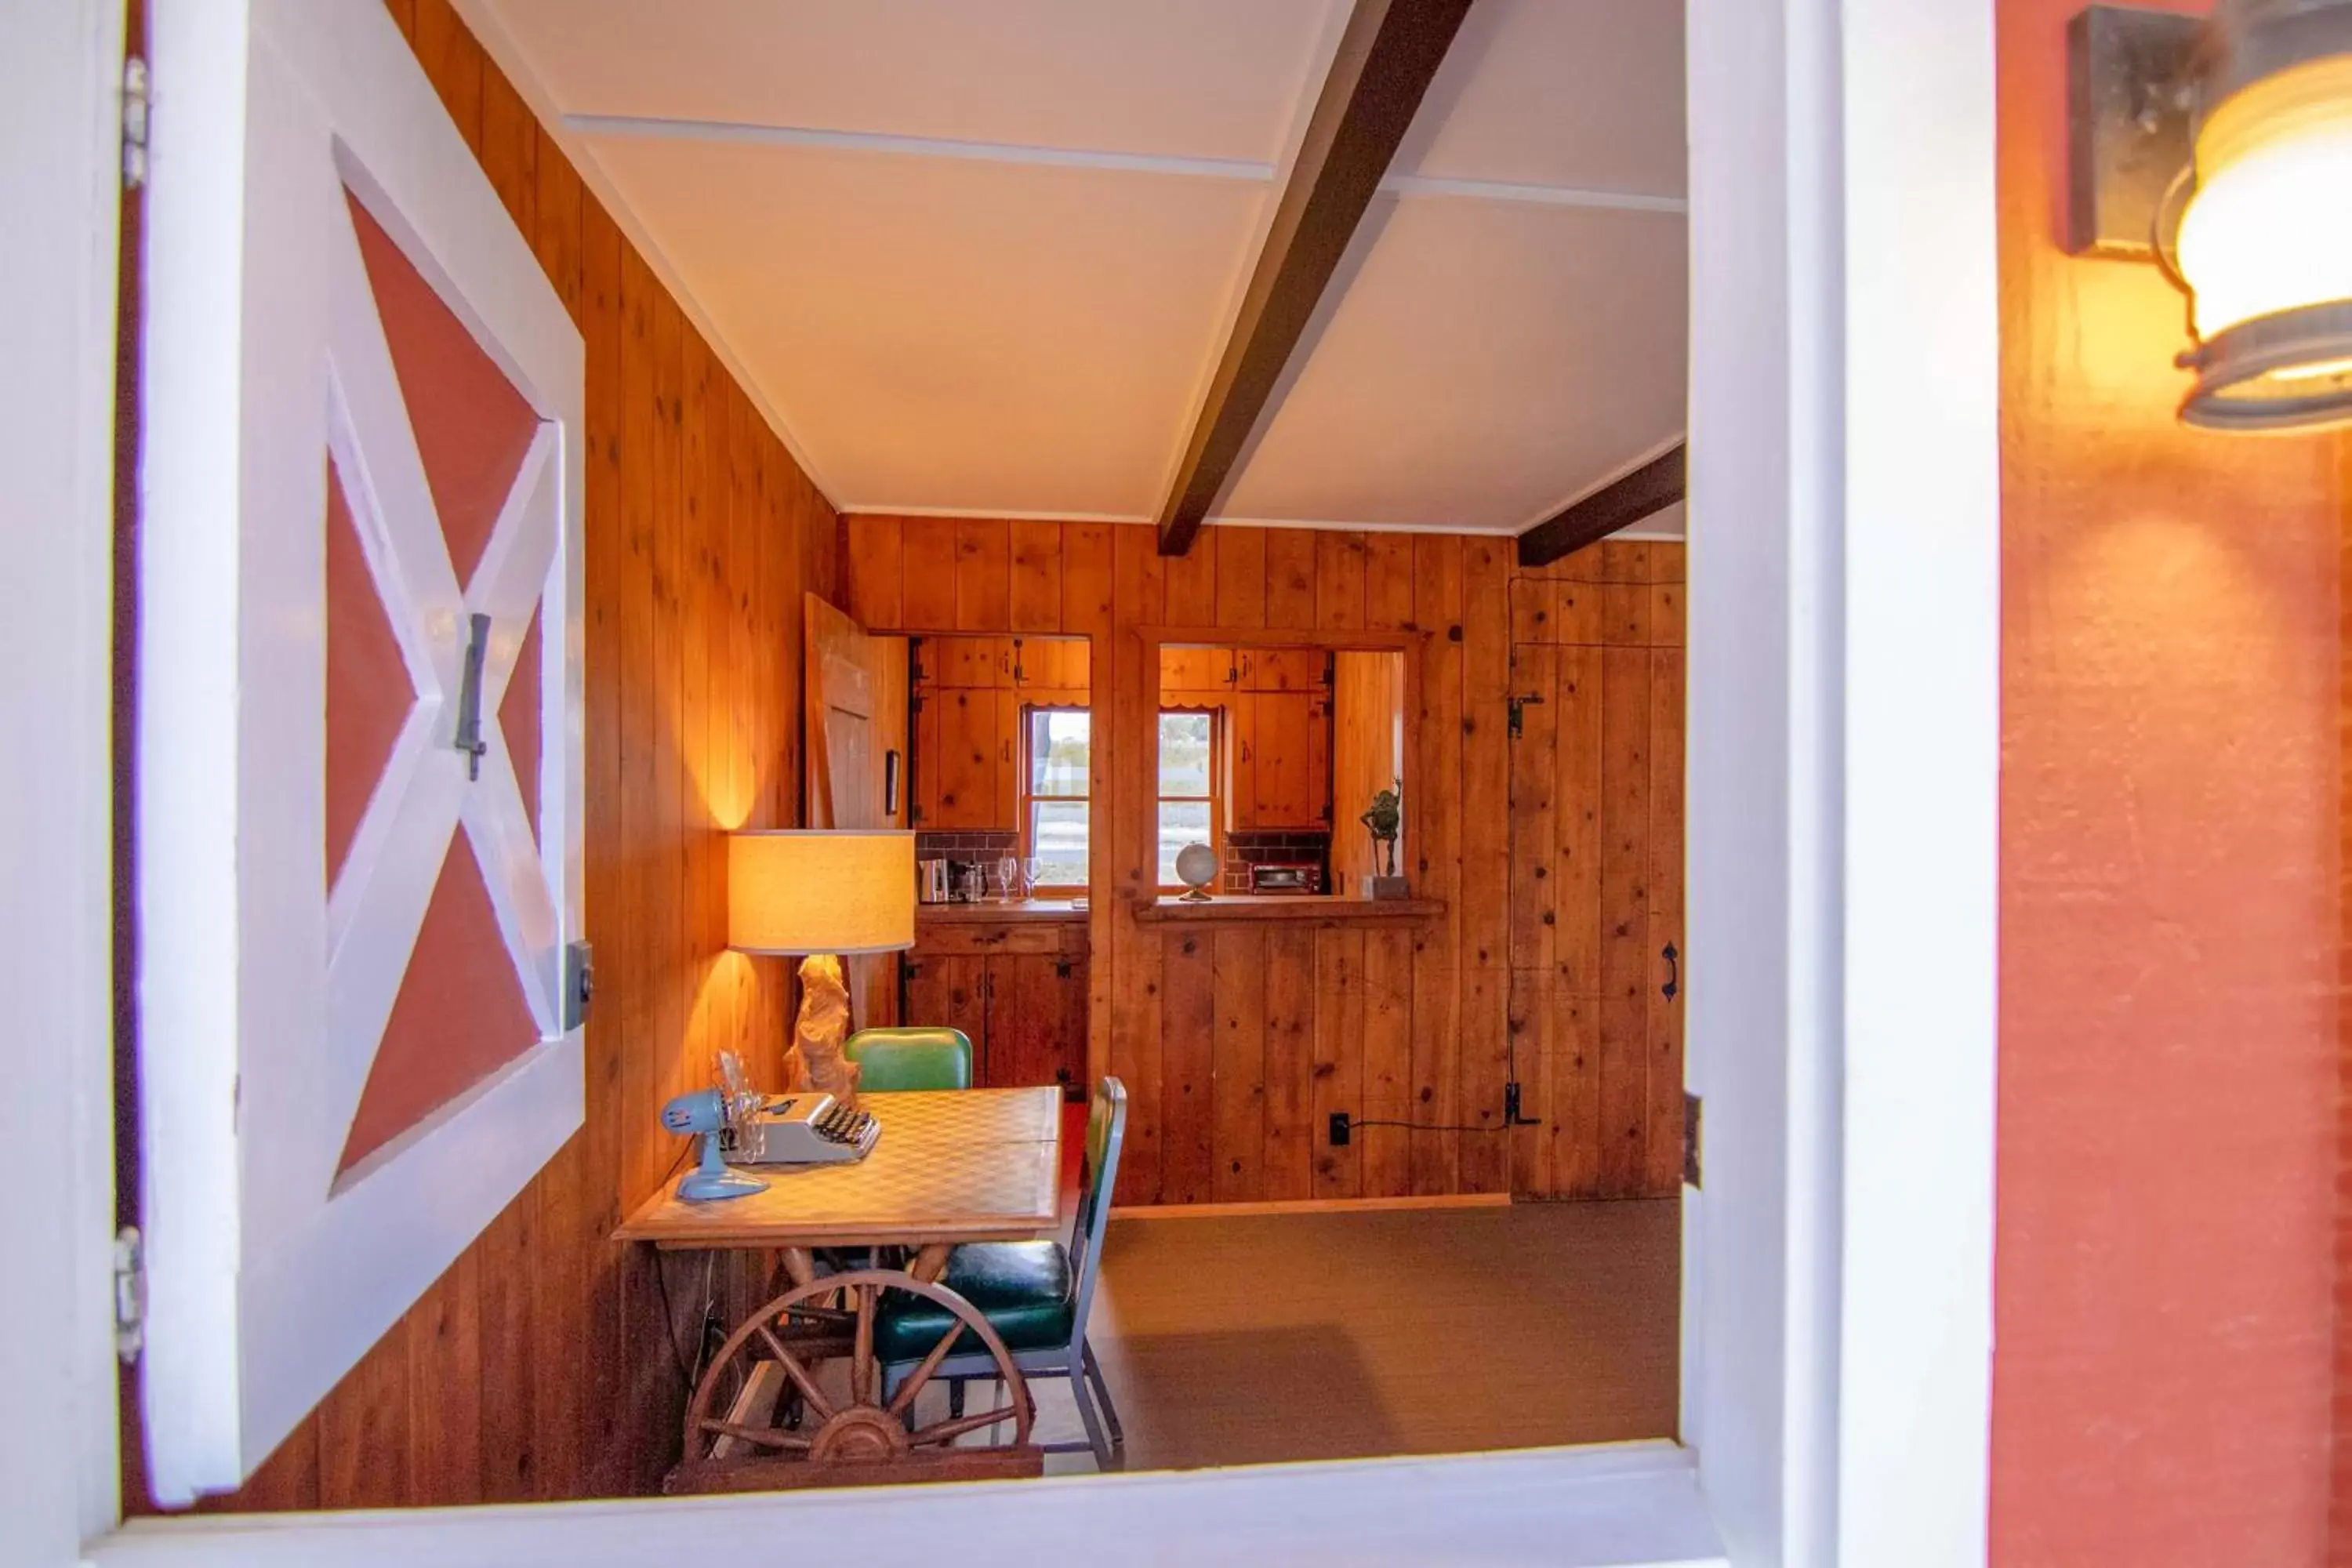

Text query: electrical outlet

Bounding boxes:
[1329,1112,1351,1146]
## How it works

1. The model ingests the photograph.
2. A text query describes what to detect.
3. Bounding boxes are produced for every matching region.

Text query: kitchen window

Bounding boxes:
[1020,706,1091,895]
[1157,707,1221,891]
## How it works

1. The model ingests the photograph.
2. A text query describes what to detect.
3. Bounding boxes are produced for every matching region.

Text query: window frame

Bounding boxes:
[1016,702,1091,897]
[1154,702,1225,895]
[33,0,2004,1555]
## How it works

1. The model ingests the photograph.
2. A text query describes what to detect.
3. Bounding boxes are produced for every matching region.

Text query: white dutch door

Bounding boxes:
[137,0,585,1504]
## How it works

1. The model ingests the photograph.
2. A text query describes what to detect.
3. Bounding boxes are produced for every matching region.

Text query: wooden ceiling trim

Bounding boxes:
[1515,443,1686,568]
[1154,0,1476,558]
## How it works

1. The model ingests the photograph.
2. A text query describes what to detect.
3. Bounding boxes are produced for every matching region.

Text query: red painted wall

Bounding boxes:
[1993,0,2344,1563]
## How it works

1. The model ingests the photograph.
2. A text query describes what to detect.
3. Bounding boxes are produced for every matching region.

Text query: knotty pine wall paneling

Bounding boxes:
[144,0,842,1512]
[846,513,1686,1205]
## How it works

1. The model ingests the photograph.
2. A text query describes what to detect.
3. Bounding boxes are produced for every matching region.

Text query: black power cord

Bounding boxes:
[1330,1109,1530,1145]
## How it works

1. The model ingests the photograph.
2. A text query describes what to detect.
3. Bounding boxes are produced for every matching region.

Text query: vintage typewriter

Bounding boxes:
[732,1092,880,1165]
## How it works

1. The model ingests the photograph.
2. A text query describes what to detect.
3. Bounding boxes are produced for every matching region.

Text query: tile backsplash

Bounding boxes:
[916,830,1019,859]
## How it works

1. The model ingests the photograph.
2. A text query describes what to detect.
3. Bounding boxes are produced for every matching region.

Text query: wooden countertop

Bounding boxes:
[1131,894,1445,924]
[916,898,1088,924]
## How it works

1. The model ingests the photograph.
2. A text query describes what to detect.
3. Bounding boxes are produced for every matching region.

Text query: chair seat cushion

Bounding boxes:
[874,1241,1074,1362]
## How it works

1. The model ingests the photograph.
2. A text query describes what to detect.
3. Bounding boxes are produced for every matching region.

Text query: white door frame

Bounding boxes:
[4,0,1998,1560]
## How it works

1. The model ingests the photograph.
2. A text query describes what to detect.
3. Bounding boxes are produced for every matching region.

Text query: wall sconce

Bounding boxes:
[2069,0,2352,431]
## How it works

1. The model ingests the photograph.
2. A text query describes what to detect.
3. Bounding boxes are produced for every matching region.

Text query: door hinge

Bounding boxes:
[114,1226,147,1363]
[1507,692,1544,740]
[121,57,151,191]
[1683,1092,1703,1189]
[564,940,594,1029]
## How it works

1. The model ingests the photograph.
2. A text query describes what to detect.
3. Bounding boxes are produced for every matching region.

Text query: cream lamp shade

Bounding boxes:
[727,830,915,956]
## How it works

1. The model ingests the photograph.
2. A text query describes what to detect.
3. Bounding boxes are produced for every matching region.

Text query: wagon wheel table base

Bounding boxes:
[614,1089,1066,1494]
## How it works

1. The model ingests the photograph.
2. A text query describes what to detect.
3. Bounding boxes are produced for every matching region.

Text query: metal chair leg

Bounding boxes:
[1069,1363,1112,1471]
[1081,1341,1125,1465]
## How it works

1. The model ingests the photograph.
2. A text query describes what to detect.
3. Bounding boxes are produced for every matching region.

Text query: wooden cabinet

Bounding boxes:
[914,687,1016,829]
[902,922,1088,1097]
[1236,646,1326,692]
[1014,636,1089,695]
[920,634,1011,690]
[1231,690,1330,829]
[1160,645,1235,696]
[912,635,1086,829]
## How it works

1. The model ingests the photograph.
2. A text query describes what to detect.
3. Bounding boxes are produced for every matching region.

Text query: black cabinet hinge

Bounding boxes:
[1507,691,1544,740]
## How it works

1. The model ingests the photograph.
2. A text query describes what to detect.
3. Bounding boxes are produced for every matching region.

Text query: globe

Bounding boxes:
[1174,841,1218,901]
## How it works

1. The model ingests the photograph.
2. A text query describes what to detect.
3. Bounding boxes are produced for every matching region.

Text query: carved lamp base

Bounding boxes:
[784,952,861,1111]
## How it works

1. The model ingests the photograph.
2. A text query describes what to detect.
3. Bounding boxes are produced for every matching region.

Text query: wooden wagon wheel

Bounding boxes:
[682,1269,1033,1468]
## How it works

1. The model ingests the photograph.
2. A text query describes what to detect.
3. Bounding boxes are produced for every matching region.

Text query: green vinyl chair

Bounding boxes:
[843,1026,972,1091]
[877,1076,1128,1471]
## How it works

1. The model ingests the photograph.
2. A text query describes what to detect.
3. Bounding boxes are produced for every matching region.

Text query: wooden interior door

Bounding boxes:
[804,593,909,1029]
[1504,624,1684,1200]
[135,0,585,1501]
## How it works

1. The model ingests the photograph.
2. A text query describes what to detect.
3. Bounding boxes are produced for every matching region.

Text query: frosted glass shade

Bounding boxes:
[2172,45,2352,430]
[2179,56,2352,339]
[727,830,915,956]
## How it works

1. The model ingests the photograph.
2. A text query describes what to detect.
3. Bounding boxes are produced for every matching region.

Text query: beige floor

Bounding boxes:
[1002,1198,1681,1474]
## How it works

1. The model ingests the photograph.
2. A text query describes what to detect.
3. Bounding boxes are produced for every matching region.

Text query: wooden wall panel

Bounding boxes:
[1216,524,1267,629]
[1160,931,1218,1204]
[1457,539,1513,1194]
[848,514,1686,1210]
[954,517,1011,631]
[1008,520,1062,633]
[1211,928,1269,1202]
[154,0,846,1514]
[1409,535,1465,1196]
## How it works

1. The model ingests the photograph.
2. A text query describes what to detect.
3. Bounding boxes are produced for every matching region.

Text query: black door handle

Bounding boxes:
[1661,942,1679,1003]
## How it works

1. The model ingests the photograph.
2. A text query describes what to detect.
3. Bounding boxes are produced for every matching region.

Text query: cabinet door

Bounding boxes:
[1248,691,1329,828]
[922,634,1011,689]
[1240,646,1326,691]
[1160,645,1234,696]
[1227,695,1255,829]
[985,953,1087,1096]
[1015,636,1089,694]
[920,688,1000,828]
[903,953,988,1065]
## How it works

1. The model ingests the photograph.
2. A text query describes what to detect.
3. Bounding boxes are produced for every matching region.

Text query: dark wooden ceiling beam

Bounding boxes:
[1156,0,1475,557]
[1515,443,1686,568]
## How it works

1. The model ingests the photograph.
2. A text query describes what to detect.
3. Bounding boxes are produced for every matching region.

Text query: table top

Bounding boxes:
[613,1087,1064,1251]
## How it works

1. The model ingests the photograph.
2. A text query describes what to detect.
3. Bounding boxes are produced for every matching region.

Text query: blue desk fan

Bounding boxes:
[661,1051,767,1201]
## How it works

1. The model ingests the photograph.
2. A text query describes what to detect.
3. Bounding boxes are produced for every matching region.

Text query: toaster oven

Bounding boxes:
[1248,862,1322,895]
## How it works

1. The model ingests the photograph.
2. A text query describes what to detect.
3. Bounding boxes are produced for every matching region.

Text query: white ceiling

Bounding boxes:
[465,0,1688,537]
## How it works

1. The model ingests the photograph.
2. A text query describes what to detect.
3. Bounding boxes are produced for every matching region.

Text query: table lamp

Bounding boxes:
[728,829,916,1110]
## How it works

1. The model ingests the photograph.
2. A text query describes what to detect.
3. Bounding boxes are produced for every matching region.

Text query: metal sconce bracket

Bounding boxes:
[2066,4,2201,257]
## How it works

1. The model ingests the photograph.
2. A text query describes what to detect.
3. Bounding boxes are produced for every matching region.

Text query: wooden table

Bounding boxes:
[614,1087,1064,1287]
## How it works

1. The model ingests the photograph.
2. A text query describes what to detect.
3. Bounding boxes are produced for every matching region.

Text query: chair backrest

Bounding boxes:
[1065,1076,1127,1345]
[842,1027,972,1092]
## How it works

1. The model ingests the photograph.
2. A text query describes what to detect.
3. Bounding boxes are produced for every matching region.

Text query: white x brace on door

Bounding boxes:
[138,0,584,1504]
